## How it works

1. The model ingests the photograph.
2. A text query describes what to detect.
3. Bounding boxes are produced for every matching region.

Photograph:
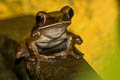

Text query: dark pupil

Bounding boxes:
[69,8,74,18]
[36,16,43,22]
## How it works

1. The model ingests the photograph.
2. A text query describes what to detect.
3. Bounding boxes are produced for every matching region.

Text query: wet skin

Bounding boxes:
[16,6,83,62]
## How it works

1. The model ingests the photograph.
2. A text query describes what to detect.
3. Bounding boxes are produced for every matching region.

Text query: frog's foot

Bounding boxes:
[35,55,51,62]
[69,51,81,59]
[62,50,81,59]
[73,47,84,57]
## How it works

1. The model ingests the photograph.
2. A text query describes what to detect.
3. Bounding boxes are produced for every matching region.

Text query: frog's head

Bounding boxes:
[34,6,74,38]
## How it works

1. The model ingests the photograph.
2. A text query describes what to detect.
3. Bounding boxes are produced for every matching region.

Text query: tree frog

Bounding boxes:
[16,6,83,62]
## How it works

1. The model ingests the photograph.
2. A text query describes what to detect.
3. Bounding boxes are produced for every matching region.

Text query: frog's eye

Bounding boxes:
[60,6,74,19]
[36,16,44,22]
[68,8,74,19]
[36,11,47,24]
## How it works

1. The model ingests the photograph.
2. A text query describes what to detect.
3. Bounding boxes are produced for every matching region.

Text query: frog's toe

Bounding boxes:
[73,47,84,57]
[61,51,78,59]
[70,52,81,59]
[36,55,52,62]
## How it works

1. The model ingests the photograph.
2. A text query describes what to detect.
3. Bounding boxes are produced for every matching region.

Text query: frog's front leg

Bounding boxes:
[65,32,83,58]
[16,42,30,59]
[25,36,50,62]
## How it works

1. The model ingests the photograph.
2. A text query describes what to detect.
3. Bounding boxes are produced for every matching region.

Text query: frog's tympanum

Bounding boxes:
[16,6,83,62]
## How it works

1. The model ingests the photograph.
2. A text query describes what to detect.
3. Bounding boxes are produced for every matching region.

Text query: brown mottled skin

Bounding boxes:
[16,6,83,62]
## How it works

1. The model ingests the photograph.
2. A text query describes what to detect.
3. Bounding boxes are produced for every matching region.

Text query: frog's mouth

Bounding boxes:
[38,21,71,29]
[38,21,71,39]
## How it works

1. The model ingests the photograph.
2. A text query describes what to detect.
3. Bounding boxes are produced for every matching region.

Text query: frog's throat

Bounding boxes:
[38,21,71,30]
